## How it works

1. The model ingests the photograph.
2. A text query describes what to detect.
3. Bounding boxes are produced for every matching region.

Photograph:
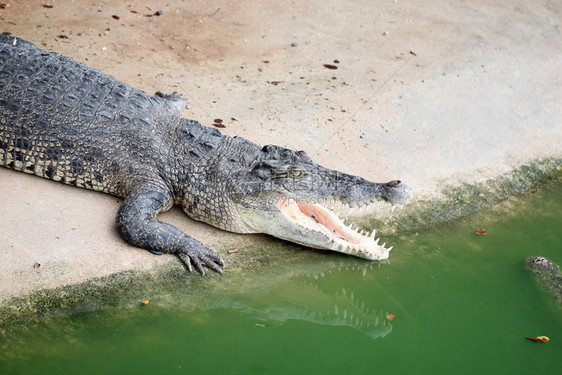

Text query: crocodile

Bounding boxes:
[0,35,413,276]
[525,256,562,307]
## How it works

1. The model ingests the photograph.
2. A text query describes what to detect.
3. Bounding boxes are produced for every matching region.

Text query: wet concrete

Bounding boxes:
[0,0,561,303]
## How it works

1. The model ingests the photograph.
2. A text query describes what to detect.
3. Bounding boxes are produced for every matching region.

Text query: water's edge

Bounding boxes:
[1,158,560,326]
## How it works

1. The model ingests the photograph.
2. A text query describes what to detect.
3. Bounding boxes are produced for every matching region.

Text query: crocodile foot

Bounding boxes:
[117,184,225,276]
[176,242,225,276]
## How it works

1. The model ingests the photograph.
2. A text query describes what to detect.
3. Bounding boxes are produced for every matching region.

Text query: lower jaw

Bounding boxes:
[279,200,394,260]
[326,241,391,260]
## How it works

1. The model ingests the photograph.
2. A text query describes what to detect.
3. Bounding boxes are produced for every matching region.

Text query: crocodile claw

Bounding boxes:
[177,246,225,276]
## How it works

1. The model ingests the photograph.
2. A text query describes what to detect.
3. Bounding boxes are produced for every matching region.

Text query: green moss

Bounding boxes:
[359,158,561,234]
[0,266,181,326]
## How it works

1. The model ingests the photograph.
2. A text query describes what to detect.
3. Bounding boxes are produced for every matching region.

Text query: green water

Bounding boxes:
[1,184,561,374]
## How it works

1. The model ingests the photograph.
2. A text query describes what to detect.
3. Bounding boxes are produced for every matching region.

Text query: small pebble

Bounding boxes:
[291,42,298,47]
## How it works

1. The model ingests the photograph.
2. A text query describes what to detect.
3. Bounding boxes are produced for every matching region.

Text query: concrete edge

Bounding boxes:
[1,158,561,328]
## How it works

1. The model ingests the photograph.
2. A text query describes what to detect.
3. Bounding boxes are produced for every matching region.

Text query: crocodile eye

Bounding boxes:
[289,168,303,178]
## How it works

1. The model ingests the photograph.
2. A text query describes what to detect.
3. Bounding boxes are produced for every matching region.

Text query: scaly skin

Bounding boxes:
[0,35,413,275]
[526,256,562,307]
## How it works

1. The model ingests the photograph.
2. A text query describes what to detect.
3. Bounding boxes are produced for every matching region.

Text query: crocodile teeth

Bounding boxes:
[278,196,398,260]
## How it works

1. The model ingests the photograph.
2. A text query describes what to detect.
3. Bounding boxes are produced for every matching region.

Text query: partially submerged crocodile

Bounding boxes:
[0,35,413,275]
[525,256,562,307]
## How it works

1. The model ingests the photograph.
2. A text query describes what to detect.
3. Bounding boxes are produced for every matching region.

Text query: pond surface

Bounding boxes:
[1,184,561,374]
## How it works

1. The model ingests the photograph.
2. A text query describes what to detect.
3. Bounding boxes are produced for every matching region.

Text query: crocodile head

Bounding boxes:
[526,256,559,274]
[226,144,413,260]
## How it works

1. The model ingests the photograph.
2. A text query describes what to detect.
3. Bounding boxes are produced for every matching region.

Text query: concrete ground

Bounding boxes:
[0,0,561,303]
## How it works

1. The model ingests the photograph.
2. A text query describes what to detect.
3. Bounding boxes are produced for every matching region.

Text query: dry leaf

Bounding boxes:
[525,336,549,343]
[228,248,239,254]
[141,300,150,305]
[386,313,396,321]
[475,229,487,235]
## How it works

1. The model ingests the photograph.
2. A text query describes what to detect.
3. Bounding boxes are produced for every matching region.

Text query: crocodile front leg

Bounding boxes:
[116,184,224,276]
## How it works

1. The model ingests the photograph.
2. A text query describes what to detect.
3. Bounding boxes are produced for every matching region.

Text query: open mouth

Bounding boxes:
[278,197,404,260]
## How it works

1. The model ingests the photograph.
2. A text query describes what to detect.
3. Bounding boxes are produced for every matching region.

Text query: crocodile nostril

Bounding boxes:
[387,180,401,187]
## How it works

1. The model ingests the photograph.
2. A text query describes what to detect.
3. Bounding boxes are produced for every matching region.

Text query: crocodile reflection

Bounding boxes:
[204,260,393,340]
[0,259,395,345]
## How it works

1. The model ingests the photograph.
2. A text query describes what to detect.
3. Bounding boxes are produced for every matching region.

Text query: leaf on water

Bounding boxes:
[475,229,487,235]
[525,336,549,343]
[386,313,396,321]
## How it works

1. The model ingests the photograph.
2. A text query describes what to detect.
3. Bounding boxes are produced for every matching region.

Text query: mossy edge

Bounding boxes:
[360,158,561,234]
[1,158,560,326]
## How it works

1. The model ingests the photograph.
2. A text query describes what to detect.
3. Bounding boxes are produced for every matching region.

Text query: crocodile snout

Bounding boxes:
[384,180,413,205]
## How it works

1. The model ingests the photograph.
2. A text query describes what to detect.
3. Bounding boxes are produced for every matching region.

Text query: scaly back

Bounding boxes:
[0,35,183,197]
